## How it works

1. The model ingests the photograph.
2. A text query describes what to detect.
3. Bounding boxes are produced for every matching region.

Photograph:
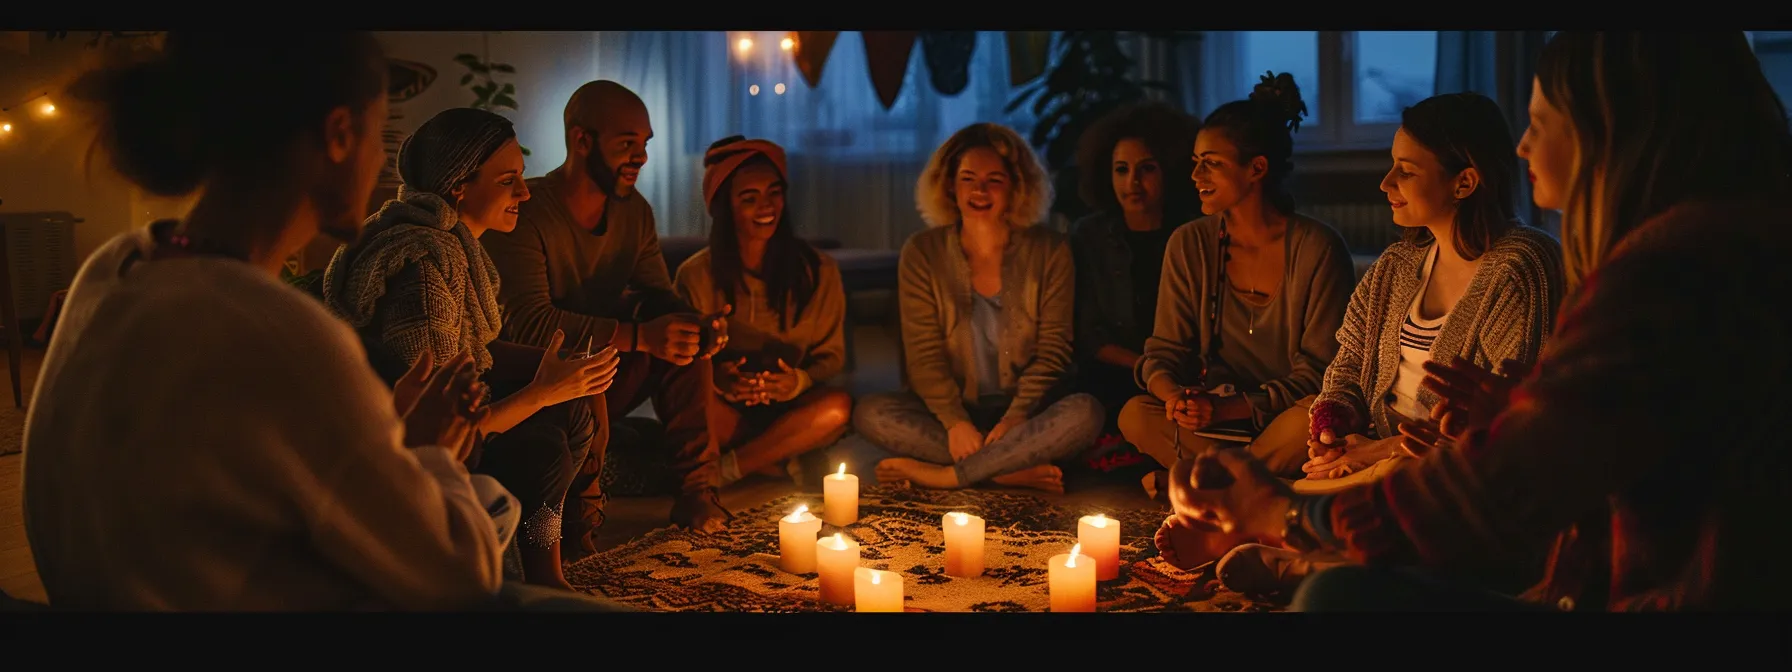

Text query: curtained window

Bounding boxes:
[1199,31,1439,152]
[586,30,1045,250]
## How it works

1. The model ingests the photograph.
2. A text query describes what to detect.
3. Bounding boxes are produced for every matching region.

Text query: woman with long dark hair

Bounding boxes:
[1171,31,1792,611]
[1117,73,1356,505]
[673,136,853,486]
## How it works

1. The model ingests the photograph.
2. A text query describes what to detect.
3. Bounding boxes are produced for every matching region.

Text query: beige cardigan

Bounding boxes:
[1134,213,1357,428]
[674,246,849,386]
[896,223,1076,427]
[23,228,506,611]
[1313,225,1565,439]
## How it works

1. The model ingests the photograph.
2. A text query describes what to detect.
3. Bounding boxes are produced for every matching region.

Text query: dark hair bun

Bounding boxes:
[66,53,206,197]
[705,135,748,160]
[1248,71,1309,134]
[68,31,386,198]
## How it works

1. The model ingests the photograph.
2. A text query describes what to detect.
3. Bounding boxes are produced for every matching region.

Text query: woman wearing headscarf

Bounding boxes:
[322,107,619,591]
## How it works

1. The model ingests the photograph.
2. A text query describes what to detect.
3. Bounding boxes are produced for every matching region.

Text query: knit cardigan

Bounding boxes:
[1310,225,1564,439]
[321,189,504,377]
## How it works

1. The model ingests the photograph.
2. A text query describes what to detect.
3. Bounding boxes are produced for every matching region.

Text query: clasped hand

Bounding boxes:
[717,357,804,406]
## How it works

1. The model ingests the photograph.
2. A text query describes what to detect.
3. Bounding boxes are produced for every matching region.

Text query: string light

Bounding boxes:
[736,37,753,54]
[780,36,795,51]
[774,83,786,95]
[39,102,55,115]
[749,84,760,96]
[1,123,11,133]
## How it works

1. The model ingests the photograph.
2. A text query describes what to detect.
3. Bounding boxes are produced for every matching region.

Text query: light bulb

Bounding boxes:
[749,84,760,96]
[737,37,753,54]
[40,102,54,115]
[780,37,795,51]
[1,123,11,133]
[774,83,787,95]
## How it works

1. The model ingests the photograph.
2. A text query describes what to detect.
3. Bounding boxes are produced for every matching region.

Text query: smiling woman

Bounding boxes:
[854,122,1104,495]
[671,135,854,489]
[321,106,611,591]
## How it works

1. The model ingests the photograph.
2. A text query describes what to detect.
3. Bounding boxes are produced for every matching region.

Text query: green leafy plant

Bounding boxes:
[1006,31,1192,222]
[454,52,529,156]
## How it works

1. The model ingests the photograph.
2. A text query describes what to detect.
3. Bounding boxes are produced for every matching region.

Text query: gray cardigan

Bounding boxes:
[1312,224,1565,439]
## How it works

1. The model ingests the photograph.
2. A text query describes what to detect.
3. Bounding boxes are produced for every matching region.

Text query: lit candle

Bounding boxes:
[822,463,859,527]
[778,505,823,574]
[1048,542,1096,612]
[1077,513,1122,581]
[853,567,904,612]
[816,532,861,606]
[942,511,986,577]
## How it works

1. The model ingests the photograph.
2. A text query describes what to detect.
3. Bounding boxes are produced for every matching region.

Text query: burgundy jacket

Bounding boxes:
[1326,200,1792,611]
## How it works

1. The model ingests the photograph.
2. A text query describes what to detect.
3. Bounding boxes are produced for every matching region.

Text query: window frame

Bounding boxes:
[1204,30,1436,155]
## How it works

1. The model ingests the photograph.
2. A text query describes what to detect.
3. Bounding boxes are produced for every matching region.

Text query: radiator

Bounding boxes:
[0,211,81,322]
[1304,202,1401,256]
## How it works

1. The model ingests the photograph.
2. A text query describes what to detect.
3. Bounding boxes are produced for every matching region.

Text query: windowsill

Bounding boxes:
[1292,146,1390,173]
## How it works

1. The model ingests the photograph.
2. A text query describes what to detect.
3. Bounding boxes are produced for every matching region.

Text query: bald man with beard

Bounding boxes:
[483,81,732,547]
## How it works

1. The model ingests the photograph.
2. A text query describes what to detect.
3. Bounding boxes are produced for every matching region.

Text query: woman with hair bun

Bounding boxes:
[1119,72,1356,507]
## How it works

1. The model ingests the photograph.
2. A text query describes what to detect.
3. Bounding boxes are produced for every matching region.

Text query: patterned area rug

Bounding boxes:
[565,486,1276,612]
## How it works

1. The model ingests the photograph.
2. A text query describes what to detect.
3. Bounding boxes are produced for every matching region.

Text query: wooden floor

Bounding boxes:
[0,320,1152,607]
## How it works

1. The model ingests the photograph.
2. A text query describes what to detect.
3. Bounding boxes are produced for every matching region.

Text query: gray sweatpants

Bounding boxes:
[852,391,1104,485]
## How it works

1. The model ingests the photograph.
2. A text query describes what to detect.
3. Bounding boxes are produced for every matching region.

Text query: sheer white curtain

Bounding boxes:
[588,31,1040,249]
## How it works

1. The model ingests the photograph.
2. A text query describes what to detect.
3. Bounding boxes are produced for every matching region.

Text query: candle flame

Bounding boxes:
[1091,514,1108,528]
[1066,543,1083,568]
[786,504,808,521]
[952,512,968,526]
[871,571,881,585]
[836,463,847,477]
[831,533,845,549]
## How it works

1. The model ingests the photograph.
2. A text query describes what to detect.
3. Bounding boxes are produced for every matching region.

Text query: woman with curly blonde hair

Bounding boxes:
[853,123,1103,494]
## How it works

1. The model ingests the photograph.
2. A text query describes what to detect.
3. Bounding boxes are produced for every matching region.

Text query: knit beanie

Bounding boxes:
[397,107,517,199]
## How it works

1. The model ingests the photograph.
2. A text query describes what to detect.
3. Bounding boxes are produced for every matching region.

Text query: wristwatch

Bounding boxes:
[1280,496,1324,554]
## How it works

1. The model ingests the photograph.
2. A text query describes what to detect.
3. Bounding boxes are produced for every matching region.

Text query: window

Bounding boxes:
[1752,32,1792,104]
[725,31,1040,161]
[1203,31,1439,152]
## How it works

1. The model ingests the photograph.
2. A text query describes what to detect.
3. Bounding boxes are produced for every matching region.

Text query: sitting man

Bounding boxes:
[482,80,732,551]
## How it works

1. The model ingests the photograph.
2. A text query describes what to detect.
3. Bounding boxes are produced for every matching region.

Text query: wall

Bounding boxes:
[0,34,188,266]
[0,32,605,270]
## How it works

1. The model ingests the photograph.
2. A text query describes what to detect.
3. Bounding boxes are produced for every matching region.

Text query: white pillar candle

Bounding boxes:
[822,463,859,527]
[1048,543,1097,612]
[778,505,823,574]
[853,567,904,612]
[942,511,986,577]
[1077,513,1122,581]
[816,532,861,606]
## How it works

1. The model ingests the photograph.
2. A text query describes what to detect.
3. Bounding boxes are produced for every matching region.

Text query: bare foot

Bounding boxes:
[875,458,962,489]
[991,465,1064,494]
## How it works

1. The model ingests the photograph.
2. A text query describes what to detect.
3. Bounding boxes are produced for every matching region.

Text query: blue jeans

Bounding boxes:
[1292,565,1544,612]
[851,391,1104,484]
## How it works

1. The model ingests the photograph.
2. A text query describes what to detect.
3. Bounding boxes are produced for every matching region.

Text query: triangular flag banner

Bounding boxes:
[919,32,978,97]
[861,31,919,110]
[793,31,839,88]
[1006,31,1053,87]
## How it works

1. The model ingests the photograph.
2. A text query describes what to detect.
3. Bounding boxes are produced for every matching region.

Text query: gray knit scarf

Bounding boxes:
[321,187,504,375]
